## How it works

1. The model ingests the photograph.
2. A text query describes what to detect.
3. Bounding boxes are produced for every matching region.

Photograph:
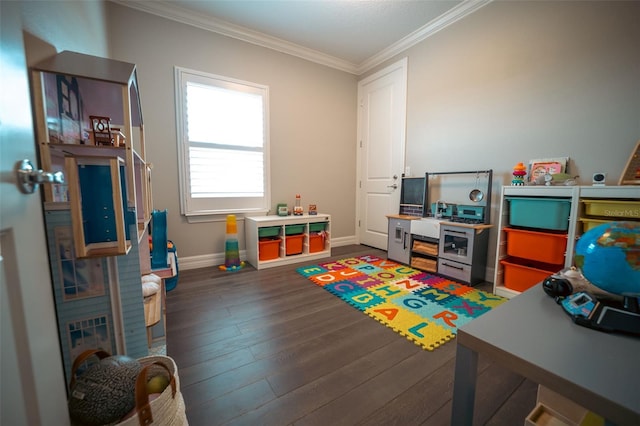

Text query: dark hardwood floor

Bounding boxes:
[166,245,537,425]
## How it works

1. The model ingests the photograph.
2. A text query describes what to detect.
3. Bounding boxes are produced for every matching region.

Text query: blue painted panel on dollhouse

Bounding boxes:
[118,222,148,358]
[44,209,148,383]
[77,163,132,243]
[44,209,115,383]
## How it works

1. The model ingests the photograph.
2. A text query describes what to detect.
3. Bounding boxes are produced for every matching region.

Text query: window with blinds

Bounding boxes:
[175,67,270,217]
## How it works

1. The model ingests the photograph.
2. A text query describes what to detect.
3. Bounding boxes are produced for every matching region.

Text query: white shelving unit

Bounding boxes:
[245,214,331,269]
[493,185,639,299]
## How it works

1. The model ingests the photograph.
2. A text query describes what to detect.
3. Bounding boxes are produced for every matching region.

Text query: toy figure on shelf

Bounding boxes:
[219,214,245,271]
[293,194,304,216]
[512,162,527,185]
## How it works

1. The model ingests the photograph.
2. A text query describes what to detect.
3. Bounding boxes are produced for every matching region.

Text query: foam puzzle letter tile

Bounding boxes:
[308,268,363,286]
[444,298,491,319]
[368,283,409,300]
[390,278,430,292]
[462,289,507,308]
[365,301,454,351]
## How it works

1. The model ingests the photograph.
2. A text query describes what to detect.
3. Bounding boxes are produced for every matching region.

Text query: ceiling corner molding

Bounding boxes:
[356,0,493,75]
[110,0,360,74]
[111,0,490,76]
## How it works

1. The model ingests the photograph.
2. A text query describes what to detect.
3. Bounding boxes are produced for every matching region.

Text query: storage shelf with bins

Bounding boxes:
[245,214,331,269]
[493,185,639,299]
[31,50,150,257]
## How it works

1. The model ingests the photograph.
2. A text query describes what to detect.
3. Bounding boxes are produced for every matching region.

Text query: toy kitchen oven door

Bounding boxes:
[437,223,489,285]
[440,226,474,265]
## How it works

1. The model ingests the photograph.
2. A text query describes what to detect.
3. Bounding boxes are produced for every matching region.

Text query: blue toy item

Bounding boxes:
[151,209,168,269]
[150,209,180,291]
[165,241,179,292]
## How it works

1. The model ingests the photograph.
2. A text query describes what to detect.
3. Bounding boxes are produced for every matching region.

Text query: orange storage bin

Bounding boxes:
[285,234,304,256]
[500,258,561,292]
[309,232,326,253]
[504,227,567,265]
[259,237,280,261]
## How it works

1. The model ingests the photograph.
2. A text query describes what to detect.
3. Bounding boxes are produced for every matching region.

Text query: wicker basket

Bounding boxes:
[68,350,187,426]
[117,355,188,426]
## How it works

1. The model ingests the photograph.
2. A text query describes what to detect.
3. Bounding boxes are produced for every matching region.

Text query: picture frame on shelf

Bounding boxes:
[528,157,569,184]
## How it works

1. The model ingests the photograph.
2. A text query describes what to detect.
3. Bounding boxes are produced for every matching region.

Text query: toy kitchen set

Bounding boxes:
[387,170,493,286]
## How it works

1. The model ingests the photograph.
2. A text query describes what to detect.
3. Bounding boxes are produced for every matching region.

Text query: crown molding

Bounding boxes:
[111,0,490,76]
[357,0,493,74]
[110,0,360,74]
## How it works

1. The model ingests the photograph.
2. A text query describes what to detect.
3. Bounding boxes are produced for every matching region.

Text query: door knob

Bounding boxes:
[387,184,398,189]
[15,159,64,194]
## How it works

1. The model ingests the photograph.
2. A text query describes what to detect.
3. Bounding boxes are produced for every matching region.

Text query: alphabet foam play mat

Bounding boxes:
[297,255,506,351]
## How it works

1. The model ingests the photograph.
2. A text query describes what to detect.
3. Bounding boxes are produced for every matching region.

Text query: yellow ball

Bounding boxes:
[146,375,170,394]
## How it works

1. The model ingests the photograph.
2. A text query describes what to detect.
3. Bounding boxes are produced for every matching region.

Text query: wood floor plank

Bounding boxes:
[293,342,457,426]
[485,379,538,425]
[166,245,537,426]
[472,357,530,425]
[265,314,399,396]
[184,378,276,425]
[247,302,371,359]
[359,356,458,425]
[178,347,256,388]
[226,338,420,426]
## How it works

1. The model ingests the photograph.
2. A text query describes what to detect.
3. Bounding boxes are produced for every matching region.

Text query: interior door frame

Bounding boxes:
[355,57,408,248]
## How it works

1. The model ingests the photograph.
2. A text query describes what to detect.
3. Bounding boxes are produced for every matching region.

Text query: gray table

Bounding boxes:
[451,286,640,425]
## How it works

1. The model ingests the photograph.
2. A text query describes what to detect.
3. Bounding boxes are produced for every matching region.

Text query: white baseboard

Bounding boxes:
[179,252,229,271]
[176,234,495,287]
[178,234,358,271]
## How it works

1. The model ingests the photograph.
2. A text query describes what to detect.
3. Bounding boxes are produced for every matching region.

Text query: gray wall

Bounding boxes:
[39,1,638,273]
[397,1,639,186]
[22,1,109,63]
[107,2,358,262]
[366,0,640,275]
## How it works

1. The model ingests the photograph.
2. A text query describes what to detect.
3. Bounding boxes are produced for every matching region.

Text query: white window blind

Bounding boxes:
[175,67,270,216]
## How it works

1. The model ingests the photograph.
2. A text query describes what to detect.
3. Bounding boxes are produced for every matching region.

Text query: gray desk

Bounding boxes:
[451,286,640,425]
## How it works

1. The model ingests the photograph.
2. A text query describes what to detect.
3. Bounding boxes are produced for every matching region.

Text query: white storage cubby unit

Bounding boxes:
[245,214,331,269]
[493,185,639,299]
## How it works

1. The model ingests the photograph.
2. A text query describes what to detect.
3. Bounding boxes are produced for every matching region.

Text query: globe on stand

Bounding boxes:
[574,221,640,312]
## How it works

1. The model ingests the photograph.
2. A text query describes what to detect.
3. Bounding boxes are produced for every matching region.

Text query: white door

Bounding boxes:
[0,2,70,424]
[356,58,408,249]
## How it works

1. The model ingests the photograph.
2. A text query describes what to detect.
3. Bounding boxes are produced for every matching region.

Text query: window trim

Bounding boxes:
[174,66,271,218]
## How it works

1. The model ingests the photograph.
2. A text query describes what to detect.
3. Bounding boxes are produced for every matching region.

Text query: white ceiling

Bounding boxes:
[115,0,490,74]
